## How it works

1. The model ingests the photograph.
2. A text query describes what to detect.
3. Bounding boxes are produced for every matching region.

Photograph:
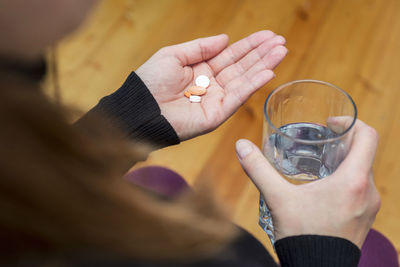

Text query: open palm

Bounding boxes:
[136,31,287,141]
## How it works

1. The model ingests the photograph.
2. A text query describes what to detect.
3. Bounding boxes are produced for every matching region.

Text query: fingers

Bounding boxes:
[167,34,229,66]
[215,35,286,87]
[235,139,290,199]
[337,119,379,175]
[238,36,286,70]
[207,30,276,75]
[219,45,286,114]
[229,45,287,90]
[218,43,287,114]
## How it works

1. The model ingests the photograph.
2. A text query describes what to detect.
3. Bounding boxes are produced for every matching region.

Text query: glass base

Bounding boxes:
[259,194,275,245]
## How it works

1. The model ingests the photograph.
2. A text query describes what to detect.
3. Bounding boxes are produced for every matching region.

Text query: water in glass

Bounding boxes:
[259,122,346,242]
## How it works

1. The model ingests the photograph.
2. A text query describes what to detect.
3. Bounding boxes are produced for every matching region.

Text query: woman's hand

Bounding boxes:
[235,119,380,248]
[136,31,287,141]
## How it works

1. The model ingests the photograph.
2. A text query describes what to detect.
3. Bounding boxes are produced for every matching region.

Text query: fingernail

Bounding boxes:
[236,139,253,160]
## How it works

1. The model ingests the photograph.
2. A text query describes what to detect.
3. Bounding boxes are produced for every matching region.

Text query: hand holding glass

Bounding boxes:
[259,80,357,244]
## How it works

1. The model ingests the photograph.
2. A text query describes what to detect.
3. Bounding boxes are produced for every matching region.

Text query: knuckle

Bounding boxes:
[371,190,381,215]
[358,121,379,140]
[246,154,265,170]
[157,46,170,55]
[244,154,271,178]
[349,177,369,195]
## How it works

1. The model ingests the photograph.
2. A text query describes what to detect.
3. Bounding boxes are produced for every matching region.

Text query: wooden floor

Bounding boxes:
[49,0,400,259]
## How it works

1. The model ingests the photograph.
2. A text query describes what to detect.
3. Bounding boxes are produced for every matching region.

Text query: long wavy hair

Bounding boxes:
[0,71,236,264]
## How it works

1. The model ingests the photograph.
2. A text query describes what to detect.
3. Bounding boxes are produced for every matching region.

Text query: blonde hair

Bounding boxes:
[0,75,236,264]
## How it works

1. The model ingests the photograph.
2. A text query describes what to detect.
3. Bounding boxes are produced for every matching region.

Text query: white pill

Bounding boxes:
[189,95,201,103]
[195,75,210,88]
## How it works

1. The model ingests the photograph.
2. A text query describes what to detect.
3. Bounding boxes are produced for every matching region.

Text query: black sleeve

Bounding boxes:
[275,235,361,267]
[75,72,180,148]
[201,232,360,267]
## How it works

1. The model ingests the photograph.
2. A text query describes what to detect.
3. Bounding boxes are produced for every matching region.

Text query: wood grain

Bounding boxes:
[49,0,400,259]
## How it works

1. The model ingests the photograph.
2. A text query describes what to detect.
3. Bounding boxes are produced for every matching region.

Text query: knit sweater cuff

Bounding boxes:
[80,72,180,147]
[275,235,360,267]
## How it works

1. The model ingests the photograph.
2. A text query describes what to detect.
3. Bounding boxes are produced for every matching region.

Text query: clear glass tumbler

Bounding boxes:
[259,80,357,244]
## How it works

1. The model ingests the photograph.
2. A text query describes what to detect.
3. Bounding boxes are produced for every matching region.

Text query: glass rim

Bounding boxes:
[264,79,358,144]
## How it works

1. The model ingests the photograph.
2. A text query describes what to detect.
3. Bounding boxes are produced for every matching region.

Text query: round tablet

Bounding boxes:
[188,86,206,96]
[189,95,201,103]
[195,75,210,88]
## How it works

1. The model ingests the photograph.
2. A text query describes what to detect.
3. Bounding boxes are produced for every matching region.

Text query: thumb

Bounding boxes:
[167,34,229,66]
[235,139,290,199]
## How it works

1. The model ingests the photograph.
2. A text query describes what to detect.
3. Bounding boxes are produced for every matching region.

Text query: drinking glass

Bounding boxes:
[259,80,357,244]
